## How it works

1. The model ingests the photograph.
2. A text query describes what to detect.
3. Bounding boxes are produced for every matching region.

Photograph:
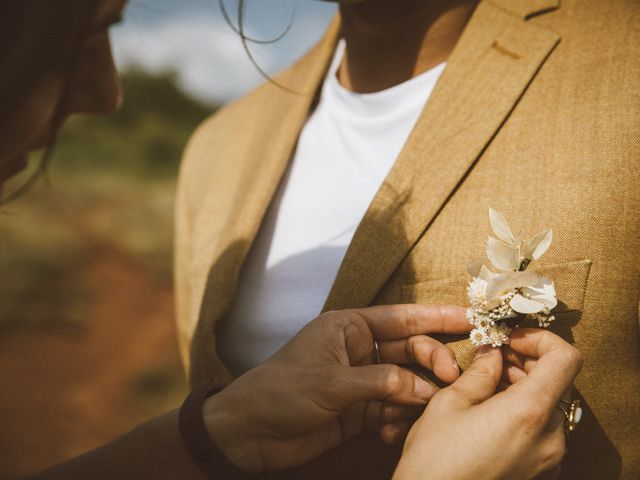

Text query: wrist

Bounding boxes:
[394,452,445,480]
[203,388,265,474]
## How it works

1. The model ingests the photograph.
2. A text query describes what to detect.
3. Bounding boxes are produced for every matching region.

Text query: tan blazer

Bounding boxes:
[174,0,640,478]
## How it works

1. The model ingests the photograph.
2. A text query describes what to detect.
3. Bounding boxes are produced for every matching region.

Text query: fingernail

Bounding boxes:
[475,345,494,358]
[414,378,435,399]
[452,360,460,376]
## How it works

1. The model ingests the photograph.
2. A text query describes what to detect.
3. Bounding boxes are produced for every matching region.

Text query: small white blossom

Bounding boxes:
[470,327,490,346]
[528,313,556,328]
[467,277,488,308]
[476,316,492,329]
[488,323,512,347]
[465,308,475,325]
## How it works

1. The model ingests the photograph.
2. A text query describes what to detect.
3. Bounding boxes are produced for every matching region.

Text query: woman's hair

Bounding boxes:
[218,0,298,93]
[0,0,100,206]
[0,1,97,97]
[1,0,297,205]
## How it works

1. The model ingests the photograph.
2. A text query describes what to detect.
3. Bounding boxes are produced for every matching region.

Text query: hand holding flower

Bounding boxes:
[393,328,583,480]
[204,304,468,474]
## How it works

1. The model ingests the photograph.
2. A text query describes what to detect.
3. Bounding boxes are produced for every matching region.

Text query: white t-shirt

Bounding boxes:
[217,40,446,376]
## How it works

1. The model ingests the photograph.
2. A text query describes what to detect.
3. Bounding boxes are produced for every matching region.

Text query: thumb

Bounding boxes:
[445,345,503,407]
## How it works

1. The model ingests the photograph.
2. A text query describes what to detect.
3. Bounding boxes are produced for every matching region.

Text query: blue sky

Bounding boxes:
[111,0,337,104]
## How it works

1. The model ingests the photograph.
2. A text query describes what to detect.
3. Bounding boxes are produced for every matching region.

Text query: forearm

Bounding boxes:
[27,409,207,480]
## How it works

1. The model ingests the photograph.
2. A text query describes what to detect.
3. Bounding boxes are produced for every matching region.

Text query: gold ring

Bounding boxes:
[373,340,382,364]
[556,399,582,433]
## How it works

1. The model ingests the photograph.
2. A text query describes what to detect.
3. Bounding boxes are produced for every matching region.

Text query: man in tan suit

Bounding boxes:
[175,0,640,478]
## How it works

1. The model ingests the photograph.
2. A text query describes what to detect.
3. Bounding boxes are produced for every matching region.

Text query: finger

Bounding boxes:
[502,363,527,385]
[445,345,503,407]
[345,304,470,341]
[521,357,538,374]
[380,419,414,445]
[364,401,383,432]
[331,364,436,407]
[502,345,526,369]
[545,386,572,436]
[364,402,423,431]
[497,379,511,392]
[537,417,568,477]
[338,403,368,441]
[379,403,424,425]
[503,345,537,373]
[539,389,571,475]
[507,329,583,411]
[379,335,460,382]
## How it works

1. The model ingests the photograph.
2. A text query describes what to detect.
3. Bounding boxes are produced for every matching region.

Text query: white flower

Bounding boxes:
[489,208,553,267]
[467,277,488,307]
[488,323,512,347]
[465,308,475,325]
[476,316,492,329]
[531,313,556,328]
[471,208,553,274]
[509,275,557,314]
[465,209,559,345]
[483,269,538,309]
[466,209,557,315]
[466,308,494,329]
[470,327,490,346]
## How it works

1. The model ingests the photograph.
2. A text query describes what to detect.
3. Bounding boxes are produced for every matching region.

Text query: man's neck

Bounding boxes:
[337,0,479,93]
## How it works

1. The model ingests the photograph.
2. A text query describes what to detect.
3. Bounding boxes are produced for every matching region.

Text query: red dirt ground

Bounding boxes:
[0,243,187,479]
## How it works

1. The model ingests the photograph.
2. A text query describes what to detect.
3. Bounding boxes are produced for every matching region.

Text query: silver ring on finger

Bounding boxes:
[373,340,382,364]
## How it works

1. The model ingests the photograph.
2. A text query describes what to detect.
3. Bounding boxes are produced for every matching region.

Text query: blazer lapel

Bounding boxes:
[189,19,341,383]
[323,0,561,312]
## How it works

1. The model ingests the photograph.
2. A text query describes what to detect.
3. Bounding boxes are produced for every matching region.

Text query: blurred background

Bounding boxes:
[0,1,335,477]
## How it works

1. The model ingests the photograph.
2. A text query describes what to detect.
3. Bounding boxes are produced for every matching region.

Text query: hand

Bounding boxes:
[393,328,583,480]
[203,304,469,473]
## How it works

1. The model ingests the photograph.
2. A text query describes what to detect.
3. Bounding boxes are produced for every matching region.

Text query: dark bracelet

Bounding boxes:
[179,380,257,479]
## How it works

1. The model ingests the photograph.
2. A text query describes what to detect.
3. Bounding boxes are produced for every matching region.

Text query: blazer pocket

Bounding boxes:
[401,259,592,316]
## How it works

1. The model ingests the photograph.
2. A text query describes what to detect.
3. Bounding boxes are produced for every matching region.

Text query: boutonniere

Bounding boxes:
[466,208,557,347]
